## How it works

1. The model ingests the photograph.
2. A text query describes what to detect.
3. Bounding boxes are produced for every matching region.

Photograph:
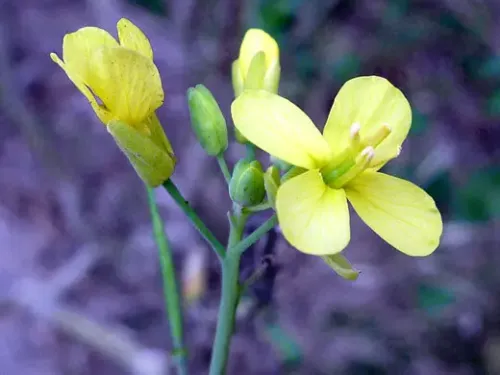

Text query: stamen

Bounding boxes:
[359,146,375,161]
[349,122,361,152]
[350,122,361,139]
[364,123,392,148]
[328,146,375,189]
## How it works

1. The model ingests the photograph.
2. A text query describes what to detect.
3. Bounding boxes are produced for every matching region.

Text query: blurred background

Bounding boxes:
[0,0,499,374]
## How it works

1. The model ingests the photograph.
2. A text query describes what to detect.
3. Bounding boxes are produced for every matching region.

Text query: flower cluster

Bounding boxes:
[51,19,442,266]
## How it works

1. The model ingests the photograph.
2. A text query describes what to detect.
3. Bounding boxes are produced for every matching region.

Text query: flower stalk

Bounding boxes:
[208,209,248,375]
[162,179,226,259]
[146,187,187,375]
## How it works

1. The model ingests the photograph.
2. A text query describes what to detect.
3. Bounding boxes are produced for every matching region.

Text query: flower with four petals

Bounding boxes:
[232,76,443,257]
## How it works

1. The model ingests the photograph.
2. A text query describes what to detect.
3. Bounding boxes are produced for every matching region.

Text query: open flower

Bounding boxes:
[232,76,443,256]
[50,18,175,186]
[232,29,280,96]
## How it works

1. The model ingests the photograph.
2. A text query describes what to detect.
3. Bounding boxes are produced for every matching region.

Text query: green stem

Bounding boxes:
[231,215,277,255]
[163,179,225,259]
[209,211,248,375]
[216,154,231,184]
[146,187,188,375]
[245,143,256,161]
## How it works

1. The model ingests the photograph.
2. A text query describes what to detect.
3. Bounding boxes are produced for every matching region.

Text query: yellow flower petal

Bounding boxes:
[231,90,332,169]
[276,169,350,255]
[239,29,279,78]
[345,171,442,256]
[86,47,164,126]
[117,18,153,60]
[231,59,244,97]
[322,76,411,169]
[50,52,112,124]
[244,51,267,90]
[62,26,118,83]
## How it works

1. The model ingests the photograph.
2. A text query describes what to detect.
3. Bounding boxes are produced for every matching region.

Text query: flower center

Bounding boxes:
[320,122,392,188]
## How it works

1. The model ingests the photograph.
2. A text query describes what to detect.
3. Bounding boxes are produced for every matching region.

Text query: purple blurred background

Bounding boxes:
[0,0,499,374]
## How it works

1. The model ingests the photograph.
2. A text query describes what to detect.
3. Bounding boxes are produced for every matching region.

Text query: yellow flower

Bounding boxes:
[232,29,280,96]
[50,18,175,186]
[231,76,443,256]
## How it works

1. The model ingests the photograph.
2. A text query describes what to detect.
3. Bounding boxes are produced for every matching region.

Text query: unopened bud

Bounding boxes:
[264,165,280,209]
[229,159,265,206]
[187,84,228,156]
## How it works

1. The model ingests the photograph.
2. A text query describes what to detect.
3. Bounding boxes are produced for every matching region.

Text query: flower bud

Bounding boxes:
[321,254,360,281]
[229,159,266,206]
[187,84,228,156]
[264,165,280,209]
[108,119,176,187]
[231,29,280,144]
[232,29,280,96]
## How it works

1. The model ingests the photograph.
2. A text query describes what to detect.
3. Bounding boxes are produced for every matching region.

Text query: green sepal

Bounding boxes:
[108,120,175,187]
[264,165,280,209]
[321,254,360,281]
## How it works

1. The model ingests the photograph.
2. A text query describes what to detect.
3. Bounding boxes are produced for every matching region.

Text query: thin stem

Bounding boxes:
[146,187,188,375]
[216,153,231,184]
[162,179,225,259]
[231,215,278,255]
[209,211,248,375]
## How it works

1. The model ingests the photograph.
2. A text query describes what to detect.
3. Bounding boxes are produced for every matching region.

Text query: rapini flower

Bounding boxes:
[232,76,443,256]
[232,29,280,96]
[50,18,175,186]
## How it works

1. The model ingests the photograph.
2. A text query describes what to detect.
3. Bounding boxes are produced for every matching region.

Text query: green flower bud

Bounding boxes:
[321,254,360,281]
[264,165,280,209]
[108,119,176,187]
[229,159,265,206]
[187,84,228,156]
